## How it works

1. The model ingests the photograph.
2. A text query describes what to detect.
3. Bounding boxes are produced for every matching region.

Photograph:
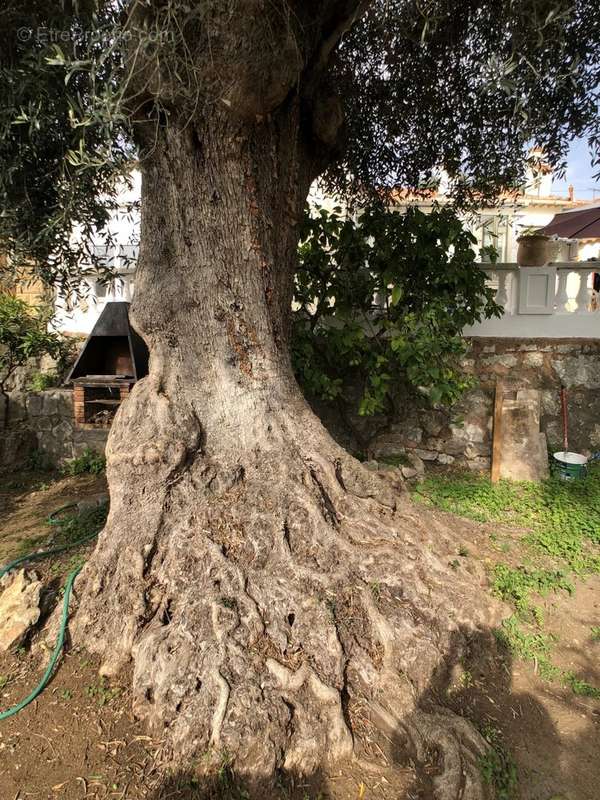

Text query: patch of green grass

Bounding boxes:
[495,616,556,674]
[49,504,108,549]
[496,616,600,697]
[478,724,518,800]
[563,673,600,699]
[415,467,600,701]
[415,465,600,572]
[591,626,600,642]
[492,564,573,615]
[62,447,106,476]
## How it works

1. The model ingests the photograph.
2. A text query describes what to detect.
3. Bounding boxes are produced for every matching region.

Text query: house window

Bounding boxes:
[92,244,115,269]
[118,244,139,269]
[478,215,509,261]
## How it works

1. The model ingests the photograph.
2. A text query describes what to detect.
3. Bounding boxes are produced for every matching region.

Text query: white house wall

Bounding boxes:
[57,173,141,335]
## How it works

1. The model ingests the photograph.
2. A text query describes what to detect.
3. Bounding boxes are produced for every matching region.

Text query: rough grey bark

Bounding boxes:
[71,4,503,797]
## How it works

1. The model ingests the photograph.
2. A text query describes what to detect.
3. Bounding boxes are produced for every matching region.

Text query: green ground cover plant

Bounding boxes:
[415,465,600,572]
[49,504,108,548]
[62,448,106,477]
[414,465,600,699]
[13,503,107,561]
[478,724,518,800]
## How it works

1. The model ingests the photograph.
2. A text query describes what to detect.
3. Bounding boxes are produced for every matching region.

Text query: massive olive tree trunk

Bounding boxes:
[73,5,502,797]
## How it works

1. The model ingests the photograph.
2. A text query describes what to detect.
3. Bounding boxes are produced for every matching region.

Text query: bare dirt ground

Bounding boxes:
[0,469,599,800]
[0,470,108,564]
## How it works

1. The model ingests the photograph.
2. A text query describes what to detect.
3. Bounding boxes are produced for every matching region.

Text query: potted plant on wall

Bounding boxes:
[516,226,550,266]
[479,244,500,264]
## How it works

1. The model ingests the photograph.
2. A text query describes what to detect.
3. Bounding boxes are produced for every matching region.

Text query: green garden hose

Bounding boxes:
[0,503,101,721]
[0,565,82,721]
[0,536,98,579]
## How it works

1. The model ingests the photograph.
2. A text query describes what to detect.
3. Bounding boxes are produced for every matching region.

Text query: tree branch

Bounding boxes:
[311,0,375,77]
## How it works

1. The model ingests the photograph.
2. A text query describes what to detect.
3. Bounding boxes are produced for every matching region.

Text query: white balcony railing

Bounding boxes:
[463,263,600,338]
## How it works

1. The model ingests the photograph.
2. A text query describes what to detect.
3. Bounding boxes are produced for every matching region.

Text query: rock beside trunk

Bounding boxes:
[0,569,42,651]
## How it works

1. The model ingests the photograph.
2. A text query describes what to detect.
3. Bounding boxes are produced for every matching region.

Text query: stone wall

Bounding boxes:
[2,388,108,468]
[2,338,599,474]
[314,338,600,472]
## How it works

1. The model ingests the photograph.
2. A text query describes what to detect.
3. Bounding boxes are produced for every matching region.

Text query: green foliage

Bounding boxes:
[330,2,600,206]
[496,616,600,698]
[495,615,563,681]
[29,371,60,391]
[479,244,500,263]
[495,616,556,675]
[85,677,121,707]
[0,1,599,294]
[478,725,518,800]
[293,204,501,420]
[0,2,132,287]
[591,626,600,642]
[62,447,106,476]
[564,673,600,699]
[0,293,65,393]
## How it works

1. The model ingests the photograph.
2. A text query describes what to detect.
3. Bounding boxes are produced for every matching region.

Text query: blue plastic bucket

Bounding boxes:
[552,451,588,480]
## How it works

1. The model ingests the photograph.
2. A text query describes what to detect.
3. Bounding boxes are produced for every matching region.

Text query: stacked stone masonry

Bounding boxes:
[315,339,600,471]
[2,338,599,473]
[383,338,600,470]
[4,389,108,466]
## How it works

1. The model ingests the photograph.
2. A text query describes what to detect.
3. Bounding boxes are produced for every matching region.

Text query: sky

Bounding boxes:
[550,138,599,201]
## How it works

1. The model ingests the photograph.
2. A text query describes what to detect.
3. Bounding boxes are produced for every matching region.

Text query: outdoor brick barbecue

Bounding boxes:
[67,302,148,428]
